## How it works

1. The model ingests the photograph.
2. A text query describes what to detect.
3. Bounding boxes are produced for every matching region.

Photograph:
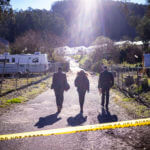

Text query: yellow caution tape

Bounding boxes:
[0,118,150,141]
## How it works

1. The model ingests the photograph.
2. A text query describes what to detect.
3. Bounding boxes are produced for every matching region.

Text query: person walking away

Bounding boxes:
[75,70,89,113]
[98,66,114,110]
[51,67,69,113]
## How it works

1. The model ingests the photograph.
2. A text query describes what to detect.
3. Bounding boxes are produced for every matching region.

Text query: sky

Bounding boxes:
[10,0,147,10]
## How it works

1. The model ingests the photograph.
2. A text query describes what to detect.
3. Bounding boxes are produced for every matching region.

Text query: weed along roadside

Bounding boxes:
[112,89,150,118]
[0,75,52,110]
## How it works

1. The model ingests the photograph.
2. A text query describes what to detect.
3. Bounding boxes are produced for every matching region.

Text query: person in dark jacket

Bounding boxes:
[98,66,114,110]
[51,67,68,113]
[75,70,89,113]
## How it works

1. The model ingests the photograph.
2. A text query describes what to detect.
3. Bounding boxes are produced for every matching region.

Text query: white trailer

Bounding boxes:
[0,52,49,74]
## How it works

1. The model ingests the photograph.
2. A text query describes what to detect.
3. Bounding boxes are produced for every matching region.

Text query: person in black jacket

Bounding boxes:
[98,66,114,110]
[75,70,89,113]
[51,67,68,113]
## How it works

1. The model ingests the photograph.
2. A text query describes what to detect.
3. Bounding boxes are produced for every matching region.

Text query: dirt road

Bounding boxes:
[0,59,150,150]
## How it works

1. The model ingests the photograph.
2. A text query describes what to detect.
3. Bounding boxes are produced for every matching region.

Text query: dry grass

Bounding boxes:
[0,75,52,108]
[0,74,48,94]
[112,89,150,118]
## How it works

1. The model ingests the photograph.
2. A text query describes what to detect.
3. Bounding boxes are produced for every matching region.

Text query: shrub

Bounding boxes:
[119,44,143,64]
[91,61,103,73]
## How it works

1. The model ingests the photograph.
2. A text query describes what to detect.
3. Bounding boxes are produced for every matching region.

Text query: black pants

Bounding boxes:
[78,89,86,111]
[101,87,110,108]
[54,89,64,108]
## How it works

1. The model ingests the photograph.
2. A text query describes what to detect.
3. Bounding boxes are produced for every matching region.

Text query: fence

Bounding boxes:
[0,62,70,96]
[49,62,70,72]
[111,66,150,107]
[0,71,51,97]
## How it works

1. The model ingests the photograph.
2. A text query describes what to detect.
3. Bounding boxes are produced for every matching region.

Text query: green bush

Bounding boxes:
[73,55,82,61]
[119,44,143,64]
[91,61,102,73]
[79,55,92,70]
[6,97,25,104]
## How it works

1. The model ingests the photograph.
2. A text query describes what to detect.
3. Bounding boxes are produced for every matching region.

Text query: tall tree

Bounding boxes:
[0,0,14,41]
[136,16,150,53]
[0,0,10,8]
[135,0,150,53]
[10,30,67,59]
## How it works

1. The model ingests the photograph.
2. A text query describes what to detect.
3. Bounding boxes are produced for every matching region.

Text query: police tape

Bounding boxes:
[0,118,150,141]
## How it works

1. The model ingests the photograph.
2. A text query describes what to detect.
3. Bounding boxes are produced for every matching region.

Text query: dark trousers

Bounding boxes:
[78,89,86,111]
[54,89,64,108]
[101,87,110,108]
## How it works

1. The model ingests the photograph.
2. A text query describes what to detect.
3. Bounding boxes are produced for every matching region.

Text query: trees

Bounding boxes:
[0,0,16,43]
[6,9,67,42]
[81,36,120,72]
[0,0,148,53]
[0,40,9,54]
[119,44,143,63]
[147,0,150,17]
[92,36,119,63]
[10,30,67,60]
[0,0,10,10]
[51,0,146,46]
[135,0,150,53]
[93,36,113,46]
[0,3,68,56]
[123,0,150,53]
[0,0,147,47]
[136,16,150,53]
[0,0,10,5]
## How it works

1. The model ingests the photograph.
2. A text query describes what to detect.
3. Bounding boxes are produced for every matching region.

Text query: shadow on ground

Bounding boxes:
[34,112,61,128]
[67,113,87,126]
[97,107,118,123]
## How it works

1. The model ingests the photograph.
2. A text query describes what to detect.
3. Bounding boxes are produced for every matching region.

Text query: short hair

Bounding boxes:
[104,66,107,69]
[58,67,62,71]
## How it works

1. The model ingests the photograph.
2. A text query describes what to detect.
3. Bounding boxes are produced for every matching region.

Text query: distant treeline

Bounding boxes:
[52,0,147,46]
[0,0,148,50]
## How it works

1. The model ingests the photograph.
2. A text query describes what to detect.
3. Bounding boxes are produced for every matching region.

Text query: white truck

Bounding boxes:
[0,52,49,74]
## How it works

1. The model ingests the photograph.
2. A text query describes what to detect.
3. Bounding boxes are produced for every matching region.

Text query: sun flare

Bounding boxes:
[70,0,100,45]
[81,0,97,12]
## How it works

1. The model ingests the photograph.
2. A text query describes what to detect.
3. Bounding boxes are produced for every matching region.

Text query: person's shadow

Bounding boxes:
[67,113,87,126]
[97,107,118,123]
[34,112,61,128]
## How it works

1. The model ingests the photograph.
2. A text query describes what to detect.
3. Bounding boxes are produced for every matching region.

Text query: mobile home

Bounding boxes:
[0,52,49,74]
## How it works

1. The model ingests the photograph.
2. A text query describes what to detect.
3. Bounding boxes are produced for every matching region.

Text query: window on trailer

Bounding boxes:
[32,58,39,63]
[0,59,10,63]
[12,58,15,63]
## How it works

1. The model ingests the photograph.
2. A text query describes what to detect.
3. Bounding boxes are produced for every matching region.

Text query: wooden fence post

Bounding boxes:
[137,67,139,99]
[15,60,19,90]
[121,67,123,89]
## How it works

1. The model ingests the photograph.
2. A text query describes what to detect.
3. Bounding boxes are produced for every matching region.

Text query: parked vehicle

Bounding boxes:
[0,52,49,74]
